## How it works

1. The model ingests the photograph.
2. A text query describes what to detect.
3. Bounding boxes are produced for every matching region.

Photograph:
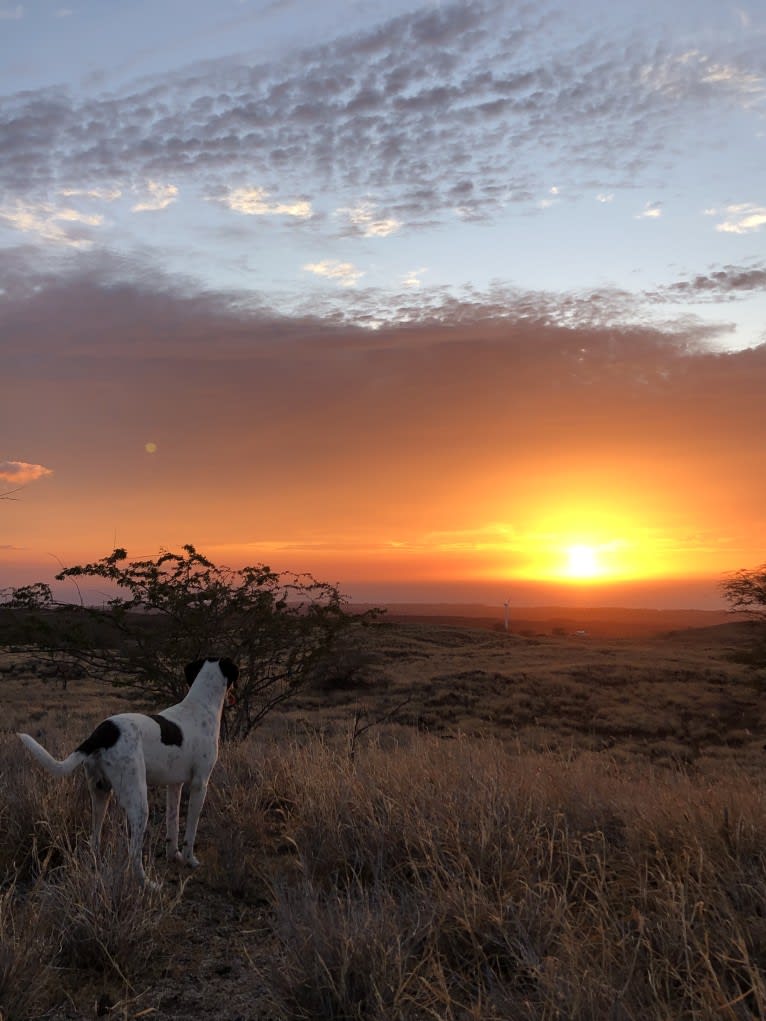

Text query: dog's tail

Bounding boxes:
[17,733,85,776]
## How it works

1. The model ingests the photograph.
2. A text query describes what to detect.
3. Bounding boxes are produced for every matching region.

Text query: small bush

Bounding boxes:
[38,849,166,978]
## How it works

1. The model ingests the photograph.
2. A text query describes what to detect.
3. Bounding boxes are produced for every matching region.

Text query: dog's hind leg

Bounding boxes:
[109,759,152,886]
[180,777,209,868]
[85,768,112,859]
[165,783,183,862]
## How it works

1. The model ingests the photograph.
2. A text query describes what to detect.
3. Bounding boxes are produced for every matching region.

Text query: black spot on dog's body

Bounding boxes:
[77,719,121,756]
[149,714,183,746]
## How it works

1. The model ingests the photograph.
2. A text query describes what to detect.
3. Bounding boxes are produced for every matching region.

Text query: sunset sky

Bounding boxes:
[2,0,765,608]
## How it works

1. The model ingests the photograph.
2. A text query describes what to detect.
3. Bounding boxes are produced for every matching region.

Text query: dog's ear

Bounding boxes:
[219,658,239,686]
[184,659,206,684]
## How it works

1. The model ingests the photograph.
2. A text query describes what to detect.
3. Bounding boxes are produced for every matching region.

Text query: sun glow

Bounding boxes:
[491,494,679,585]
[565,543,601,580]
[502,533,635,585]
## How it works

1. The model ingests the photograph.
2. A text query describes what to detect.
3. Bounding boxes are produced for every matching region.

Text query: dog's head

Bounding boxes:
[185,657,239,705]
[218,657,239,688]
[219,657,239,706]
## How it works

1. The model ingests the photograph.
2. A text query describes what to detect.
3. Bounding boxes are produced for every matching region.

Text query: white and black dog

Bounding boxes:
[18,657,238,886]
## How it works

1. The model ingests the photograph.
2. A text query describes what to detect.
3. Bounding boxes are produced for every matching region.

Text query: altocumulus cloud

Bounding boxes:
[303,259,364,287]
[219,187,312,219]
[336,201,401,238]
[131,181,179,213]
[713,204,766,235]
[0,199,104,248]
[1,1,763,230]
[665,262,766,300]
[635,201,663,220]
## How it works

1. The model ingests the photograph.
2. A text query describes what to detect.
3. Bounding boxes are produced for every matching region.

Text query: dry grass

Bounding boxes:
[0,837,169,1020]
[270,620,764,771]
[1,620,766,1018]
[234,738,766,1020]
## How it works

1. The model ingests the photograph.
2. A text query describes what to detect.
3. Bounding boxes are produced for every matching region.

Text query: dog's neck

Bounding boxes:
[183,665,228,715]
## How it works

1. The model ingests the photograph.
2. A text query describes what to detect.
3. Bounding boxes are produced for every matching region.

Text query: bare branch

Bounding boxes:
[347,694,414,761]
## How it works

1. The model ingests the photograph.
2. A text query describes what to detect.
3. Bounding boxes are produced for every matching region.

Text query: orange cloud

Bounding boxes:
[0,460,53,485]
[2,271,764,600]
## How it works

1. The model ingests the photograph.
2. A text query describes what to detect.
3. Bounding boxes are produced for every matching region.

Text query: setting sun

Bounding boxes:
[1,0,765,618]
[565,544,600,580]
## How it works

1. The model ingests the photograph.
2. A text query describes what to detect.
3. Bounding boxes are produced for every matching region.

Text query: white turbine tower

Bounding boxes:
[503,597,511,632]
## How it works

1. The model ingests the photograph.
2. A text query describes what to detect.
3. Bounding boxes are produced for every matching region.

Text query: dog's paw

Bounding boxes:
[182,853,200,869]
[134,868,161,892]
[167,849,183,864]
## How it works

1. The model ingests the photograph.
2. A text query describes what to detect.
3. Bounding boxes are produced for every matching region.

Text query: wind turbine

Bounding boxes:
[503,597,511,632]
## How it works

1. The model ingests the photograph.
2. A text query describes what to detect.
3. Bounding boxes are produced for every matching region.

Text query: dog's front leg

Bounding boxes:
[165,783,183,862]
[180,777,209,868]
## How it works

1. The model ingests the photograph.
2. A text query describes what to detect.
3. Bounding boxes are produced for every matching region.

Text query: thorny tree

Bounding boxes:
[721,563,766,673]
[722,565,766,620]
[1,545,377,739]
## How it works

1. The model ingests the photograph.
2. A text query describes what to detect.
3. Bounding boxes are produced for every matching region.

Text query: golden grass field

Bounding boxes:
[1,614,765,1019]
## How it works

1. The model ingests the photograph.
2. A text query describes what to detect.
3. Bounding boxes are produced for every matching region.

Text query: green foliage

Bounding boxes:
[2,545,378,739]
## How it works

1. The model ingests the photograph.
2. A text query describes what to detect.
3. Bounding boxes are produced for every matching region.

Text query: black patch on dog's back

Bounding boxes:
[149,714,183,746]
[77,719,121,756]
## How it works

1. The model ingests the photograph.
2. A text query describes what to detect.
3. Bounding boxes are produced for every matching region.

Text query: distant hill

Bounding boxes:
[352,603,739,638]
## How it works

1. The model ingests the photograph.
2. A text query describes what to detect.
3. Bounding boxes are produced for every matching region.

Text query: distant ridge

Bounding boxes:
[353,603,736,639]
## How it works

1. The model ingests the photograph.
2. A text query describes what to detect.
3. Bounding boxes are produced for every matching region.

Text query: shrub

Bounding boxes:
[1,545,379,739]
